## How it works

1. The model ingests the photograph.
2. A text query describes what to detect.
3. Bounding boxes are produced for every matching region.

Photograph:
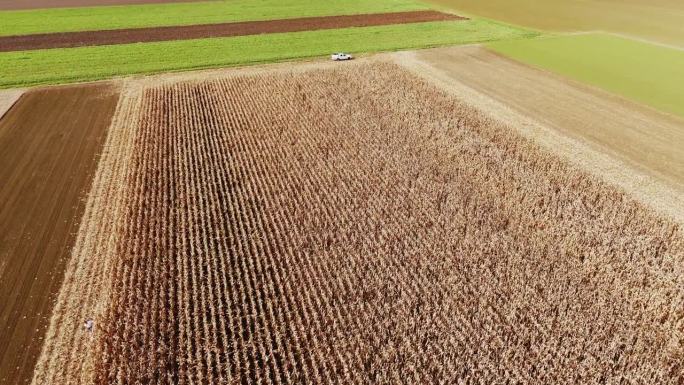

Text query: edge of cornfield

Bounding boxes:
[391,50,684,225]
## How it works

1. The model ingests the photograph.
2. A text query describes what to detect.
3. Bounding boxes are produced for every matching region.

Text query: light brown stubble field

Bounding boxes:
[33,60,684,384]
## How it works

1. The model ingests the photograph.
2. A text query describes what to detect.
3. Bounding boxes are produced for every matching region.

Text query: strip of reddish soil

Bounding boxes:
[0,10,465,52]
[0,83,119,385]
[0,0,205,11]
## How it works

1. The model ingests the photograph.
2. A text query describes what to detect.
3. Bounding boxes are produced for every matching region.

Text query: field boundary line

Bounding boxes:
[30,80,142,384]
[392,49,684,225]
[500,29,684,52]
[555,30,684,51]
[601,31,684,51]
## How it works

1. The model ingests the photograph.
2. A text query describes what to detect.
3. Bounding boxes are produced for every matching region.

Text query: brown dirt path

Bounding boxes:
[0,10,464,52]
[394,46,684,223]
[0,0,206,11]
[0,83,119,385]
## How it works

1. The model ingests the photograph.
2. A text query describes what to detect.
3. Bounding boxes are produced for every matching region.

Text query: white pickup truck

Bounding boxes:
[331,53,353,61]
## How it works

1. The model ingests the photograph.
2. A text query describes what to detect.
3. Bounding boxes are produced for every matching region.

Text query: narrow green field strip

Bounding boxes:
[0,0,430,36]
[0,20,537,88]
[489,33,684,118]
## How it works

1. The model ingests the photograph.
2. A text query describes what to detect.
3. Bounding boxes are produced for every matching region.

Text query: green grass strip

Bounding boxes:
[0,0,429,36]
[489,33,684,119]
[0,20,537,88]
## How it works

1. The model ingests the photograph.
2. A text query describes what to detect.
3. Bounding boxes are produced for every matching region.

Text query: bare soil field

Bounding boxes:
[0,0,204,11]
[33,61,684,384]
[0,11,463,52]
[396,46,684,222]
[0,83,120,385]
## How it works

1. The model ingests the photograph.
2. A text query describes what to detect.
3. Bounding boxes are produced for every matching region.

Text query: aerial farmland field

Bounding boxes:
[488,33,684,119]
[32,60,684,384]
[427,0,684,47]
[1,0,683,384]
[0,0,538,88]
[0,19,534,88]
[399,46,684,203]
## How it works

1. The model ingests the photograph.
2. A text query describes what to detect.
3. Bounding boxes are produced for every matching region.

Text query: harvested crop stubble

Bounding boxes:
[35,62,684,384]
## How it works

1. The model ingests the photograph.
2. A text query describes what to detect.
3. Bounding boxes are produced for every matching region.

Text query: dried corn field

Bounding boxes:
[33,61,684,384]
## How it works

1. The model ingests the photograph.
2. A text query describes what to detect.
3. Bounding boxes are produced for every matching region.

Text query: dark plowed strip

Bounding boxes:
[0,84,119,385]
[0,11,465,52]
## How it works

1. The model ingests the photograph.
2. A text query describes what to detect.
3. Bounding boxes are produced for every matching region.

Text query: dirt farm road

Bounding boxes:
[1,45,682,384]
[0,83,119,385]
[0,11,463,52]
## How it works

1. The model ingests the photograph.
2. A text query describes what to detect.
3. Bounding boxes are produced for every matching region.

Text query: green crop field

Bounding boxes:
[0,0,430,36]
[0,19,536,88]
[489,33,684,119]
[427,0,684,47]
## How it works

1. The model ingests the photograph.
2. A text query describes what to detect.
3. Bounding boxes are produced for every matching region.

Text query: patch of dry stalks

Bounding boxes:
[33,62,684,384]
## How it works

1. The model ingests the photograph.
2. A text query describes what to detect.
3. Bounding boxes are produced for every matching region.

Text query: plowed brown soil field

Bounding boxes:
[33,61,684,384]
[0,11,463,52]
[0,83,119,385]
